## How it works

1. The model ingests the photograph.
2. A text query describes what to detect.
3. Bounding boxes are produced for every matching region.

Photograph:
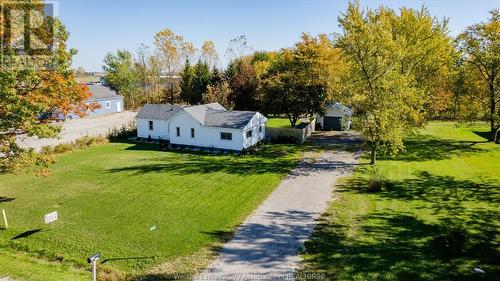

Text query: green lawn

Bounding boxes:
[300,121,500,281]
[0,142,302,279]
[266,117,292,128]
[0,249,87,281]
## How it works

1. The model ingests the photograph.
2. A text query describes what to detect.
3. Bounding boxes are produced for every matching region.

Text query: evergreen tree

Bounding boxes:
[180,59,195,104]
[192,60,211,104]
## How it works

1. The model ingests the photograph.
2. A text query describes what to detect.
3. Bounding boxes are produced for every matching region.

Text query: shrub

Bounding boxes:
[108,120,137,142]
[1,149,56,176]
[41,136,108,155]
[366,166,384,192]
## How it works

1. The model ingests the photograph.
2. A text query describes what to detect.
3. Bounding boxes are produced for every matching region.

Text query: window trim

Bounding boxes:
[220,132,232,141]
[176,127,180,137]
[104,101,111,109]
[148,120,154,131]
[191,128,195,138]
[246,129,252,138]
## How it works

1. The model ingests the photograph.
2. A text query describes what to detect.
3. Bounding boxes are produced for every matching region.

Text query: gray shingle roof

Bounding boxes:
[204,110,258,129]
[136,102,262,129]
[87,84,121,100]
[330,102,353,116]
[183,103,258,129]
[183,103,226,124]
[136,104,182,120]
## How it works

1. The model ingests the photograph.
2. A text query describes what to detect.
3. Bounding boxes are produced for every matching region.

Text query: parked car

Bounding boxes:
[39,110,66,123]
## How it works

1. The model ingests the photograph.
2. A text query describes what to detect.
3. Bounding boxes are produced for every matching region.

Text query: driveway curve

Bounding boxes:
[195,132,362,281]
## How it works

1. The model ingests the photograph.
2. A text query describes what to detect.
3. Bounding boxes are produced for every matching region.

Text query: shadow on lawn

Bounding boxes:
[378,135,488,162]
[0,196,15,203]
[302,172,500,281]
[108,143,309,176]
[101,256,156,264]
[11,229,42,240]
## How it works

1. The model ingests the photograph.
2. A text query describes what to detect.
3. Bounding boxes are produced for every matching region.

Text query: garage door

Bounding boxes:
[323,116,342,131]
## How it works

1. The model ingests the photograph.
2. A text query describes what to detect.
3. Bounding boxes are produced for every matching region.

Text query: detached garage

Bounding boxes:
[316,102,353,131]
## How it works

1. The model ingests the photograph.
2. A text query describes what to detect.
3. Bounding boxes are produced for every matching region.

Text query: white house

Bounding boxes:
[136,104,182,140]
[136,103,267,151]
[316,102,353,131]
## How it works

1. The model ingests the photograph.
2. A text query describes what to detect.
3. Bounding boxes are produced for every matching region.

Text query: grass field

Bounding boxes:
[266,117,292,128]
[300,122,500,281]
[0,142,302,279]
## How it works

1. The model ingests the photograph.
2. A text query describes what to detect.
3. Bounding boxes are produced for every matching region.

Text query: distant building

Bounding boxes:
[86,84,124,117]
[316,102,352,131]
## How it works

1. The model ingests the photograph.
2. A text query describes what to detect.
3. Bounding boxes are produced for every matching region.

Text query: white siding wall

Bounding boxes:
[317,106,345,126]
[168,110,245,151]
[136,118,170,140]
[242,113,267,149]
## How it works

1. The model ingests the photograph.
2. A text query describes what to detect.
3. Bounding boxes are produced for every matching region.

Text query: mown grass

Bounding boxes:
[300,121,500,281]
[266,117,292,128]
[0,142,303,279]
[0,249,87,281]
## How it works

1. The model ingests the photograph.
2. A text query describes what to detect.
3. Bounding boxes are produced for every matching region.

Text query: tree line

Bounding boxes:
[2,1,496,172]
[103,3,498,163]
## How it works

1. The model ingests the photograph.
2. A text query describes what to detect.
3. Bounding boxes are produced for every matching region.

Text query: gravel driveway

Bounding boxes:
[195,131,362,281]
[16,111,136,152]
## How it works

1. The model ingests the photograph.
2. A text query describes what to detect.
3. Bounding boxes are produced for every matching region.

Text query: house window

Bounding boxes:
[191,128,195,138]
[149,121,154,131]
[105,101,111,109]
[220,132,232,140]
[246,130,252,138]
[259,126,262,133]
[176,127,180,137]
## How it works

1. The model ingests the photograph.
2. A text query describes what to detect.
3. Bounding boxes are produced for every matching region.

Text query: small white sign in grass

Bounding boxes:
[44,211,58,224]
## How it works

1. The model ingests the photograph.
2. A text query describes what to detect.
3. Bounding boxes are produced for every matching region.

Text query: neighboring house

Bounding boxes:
[47,83,124,120]
[316,102,353,131]
[85,83,124,117]
[136,103,267,151]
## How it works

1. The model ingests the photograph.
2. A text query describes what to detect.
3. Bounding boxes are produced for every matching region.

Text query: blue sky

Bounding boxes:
[57,0,499,72]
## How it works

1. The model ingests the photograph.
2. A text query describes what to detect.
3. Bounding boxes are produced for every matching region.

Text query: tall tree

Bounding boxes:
[0,7,90,171]
[395,7,456,119]
[103,49,139,109]
[226,35,253,61]
[203,81,233,108]
[336,2,447,164]
[192,60,211,104]
[153,28,193,103]
[294,33,347,101]
[210,66,223,86]
[452,61,488,121]
[180,59,195,104]
[457,10,500,142]
[201,40,219,69]
[227,58,260,110]
[260,46,328,127]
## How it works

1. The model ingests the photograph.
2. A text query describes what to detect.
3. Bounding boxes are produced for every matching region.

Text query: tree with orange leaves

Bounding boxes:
[0,1,91,172]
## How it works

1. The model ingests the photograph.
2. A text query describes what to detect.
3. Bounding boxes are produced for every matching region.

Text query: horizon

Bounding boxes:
[58,0,499,72]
